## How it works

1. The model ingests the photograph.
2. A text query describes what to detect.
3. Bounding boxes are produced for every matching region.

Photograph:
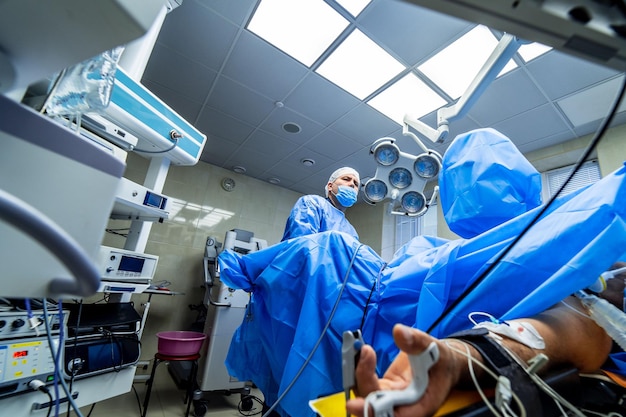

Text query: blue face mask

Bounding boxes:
[333,185,358,207]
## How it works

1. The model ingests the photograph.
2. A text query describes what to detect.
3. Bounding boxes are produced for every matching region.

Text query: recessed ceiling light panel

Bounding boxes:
[418,25,517,99]
[316,29,405,100]
[247,0,349,67]
[368,73,447,124]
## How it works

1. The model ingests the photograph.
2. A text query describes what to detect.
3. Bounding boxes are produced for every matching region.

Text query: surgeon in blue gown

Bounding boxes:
[281,166,360,241]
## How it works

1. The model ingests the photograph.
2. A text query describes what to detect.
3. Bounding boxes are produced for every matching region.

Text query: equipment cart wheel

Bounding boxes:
[193,399,208,417]
[240,394,254,411]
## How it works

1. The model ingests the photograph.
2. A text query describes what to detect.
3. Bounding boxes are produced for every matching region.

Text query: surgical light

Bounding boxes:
[401,191,426,215]
[414,154,441,179]
[364,136,441,216]
[373,141,400,166]
[389,167,412,188]
[364,179,387,202]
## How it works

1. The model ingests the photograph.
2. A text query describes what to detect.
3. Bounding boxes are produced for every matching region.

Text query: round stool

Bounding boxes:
[142,352,201,417]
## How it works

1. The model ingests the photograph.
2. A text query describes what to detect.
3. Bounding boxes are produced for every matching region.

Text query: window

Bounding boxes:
[542,160,601,200]
[394,203,438,250]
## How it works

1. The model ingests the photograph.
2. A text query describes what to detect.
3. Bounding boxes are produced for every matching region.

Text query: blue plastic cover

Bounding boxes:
[220,232,383,416]
[439,128,543,238]
[281,194,358,241]
[219,129,626,417]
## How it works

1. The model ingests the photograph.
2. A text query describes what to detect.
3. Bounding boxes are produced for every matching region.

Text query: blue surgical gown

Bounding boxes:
[281,194,358,241]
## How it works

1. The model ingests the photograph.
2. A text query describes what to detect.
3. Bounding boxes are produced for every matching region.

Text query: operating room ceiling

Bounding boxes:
[141,0,626,196]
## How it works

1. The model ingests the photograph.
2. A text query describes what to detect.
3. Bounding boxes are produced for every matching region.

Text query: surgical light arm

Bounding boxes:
[403,33,524,144]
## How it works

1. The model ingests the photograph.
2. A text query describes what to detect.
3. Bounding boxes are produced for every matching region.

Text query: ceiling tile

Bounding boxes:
[156,2,239,71]
[264,161,316,185]
[200,135,240,166]
[557,75,626,127]
[222,30,308,99]
[526,50,619,100]
[306,129,363,159]
[468,69,547,126]
[195,108,255,144]
[244,130,301,158]
[142,43,216,103]
[492,104,572,150]
[331,104,400,146]
[260,106,325,141]
[142,80,203,124]
[198,0,257,26]
[284,73,361,126]
[224,148,282,176]
[359,0,471,66]
[205,76,275,125]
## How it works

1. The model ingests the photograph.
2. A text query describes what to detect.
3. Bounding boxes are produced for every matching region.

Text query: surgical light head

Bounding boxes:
[364,138,441,217]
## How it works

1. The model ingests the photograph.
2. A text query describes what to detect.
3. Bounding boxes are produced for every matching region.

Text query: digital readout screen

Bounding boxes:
[13,350,28,359]
[119,256,145,273]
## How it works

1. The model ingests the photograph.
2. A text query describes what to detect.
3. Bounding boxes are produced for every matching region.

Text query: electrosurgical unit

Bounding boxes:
[97,246,159,284]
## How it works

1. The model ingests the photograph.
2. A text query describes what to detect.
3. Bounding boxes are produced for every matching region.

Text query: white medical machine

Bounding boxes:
[98,246,159,284]
[0,95,125,298]
[194,230,268,414]
[91,67,207,166]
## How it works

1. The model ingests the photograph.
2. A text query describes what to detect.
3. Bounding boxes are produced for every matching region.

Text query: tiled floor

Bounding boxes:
[77,364,266,417]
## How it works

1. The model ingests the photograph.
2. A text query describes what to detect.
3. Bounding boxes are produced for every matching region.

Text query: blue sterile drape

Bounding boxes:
[219,129,626,417]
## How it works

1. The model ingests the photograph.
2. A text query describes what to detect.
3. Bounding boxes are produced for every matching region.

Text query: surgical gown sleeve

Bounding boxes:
[281,194,358,241]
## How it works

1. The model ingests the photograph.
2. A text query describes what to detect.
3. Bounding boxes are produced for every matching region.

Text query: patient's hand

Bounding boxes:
[346,324,473,417]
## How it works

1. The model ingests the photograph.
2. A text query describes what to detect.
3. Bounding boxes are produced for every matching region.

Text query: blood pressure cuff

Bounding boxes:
[448,327,544,417]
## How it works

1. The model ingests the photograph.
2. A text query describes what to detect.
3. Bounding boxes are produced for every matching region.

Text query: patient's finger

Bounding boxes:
[392,324,434,354]
[353,344,379,396]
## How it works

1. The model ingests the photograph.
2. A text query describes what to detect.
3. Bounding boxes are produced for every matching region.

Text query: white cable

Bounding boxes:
[559,298,592,320]
[468,311,500,326]
[601,266,626,281]
[444,341,526,417]
[498,343,585,417]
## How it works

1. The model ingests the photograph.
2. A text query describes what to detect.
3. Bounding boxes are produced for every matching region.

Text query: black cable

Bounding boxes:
[132,384,144,416]
[359,262,386,331]
[45,390,54,417]
[66,300,83,417]
[426,72,626,335]
[85,402,96,417]
[238,394,264,416]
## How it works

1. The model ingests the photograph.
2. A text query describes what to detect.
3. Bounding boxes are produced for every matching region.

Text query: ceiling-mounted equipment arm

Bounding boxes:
[404,33,525,144]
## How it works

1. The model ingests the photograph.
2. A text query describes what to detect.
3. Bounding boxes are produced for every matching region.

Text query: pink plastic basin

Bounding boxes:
[156,331,206,356]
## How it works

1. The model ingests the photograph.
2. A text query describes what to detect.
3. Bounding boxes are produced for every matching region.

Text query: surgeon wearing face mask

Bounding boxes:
[281,167,360,241]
